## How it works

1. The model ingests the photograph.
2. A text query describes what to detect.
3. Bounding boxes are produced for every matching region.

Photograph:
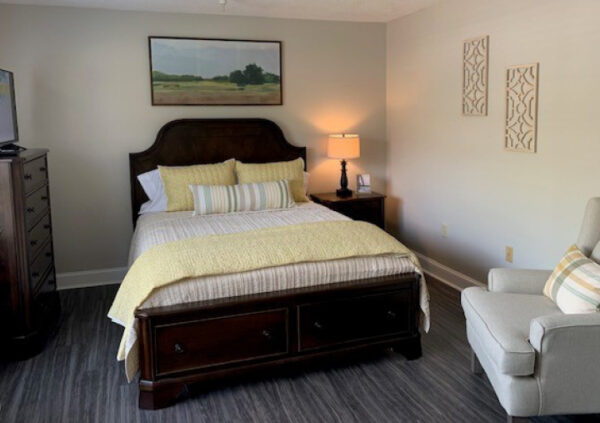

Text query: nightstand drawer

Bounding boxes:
[330,200,382,227]
[310,192,385,229]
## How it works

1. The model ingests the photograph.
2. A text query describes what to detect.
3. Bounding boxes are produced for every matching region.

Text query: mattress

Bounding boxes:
[132,202,420,310]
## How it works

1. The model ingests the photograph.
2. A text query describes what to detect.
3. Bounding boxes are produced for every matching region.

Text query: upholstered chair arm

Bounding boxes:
[528,313,600,415]
[487,268,552,295]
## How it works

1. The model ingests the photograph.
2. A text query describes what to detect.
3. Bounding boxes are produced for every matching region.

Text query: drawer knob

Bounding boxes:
[174,343,185,354]
[24,174,32,180]
[261,329,273,341]
[30,240,38,246]
[46,252,52,258]
[44,224,51,229]
[32,272,40,278]
[27,207,35,213]
[49,278,55,285]
[386,310,397,319]
[41,196,48,201]
[313,321,325,330]
[40,167,47,172]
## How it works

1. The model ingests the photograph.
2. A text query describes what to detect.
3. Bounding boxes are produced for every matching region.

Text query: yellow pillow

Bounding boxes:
[235,158,308,202]
[158,160,235,211]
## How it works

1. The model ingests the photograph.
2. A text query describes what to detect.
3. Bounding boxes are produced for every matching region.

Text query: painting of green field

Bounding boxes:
[152,80,281,105]
[149,37,282,105]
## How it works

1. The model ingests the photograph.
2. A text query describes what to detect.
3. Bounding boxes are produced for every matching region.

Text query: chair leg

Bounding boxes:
[470,349,483,375]
[507,415,529,423]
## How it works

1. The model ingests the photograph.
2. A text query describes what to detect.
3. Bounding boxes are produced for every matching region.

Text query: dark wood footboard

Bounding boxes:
[135,273,422,409]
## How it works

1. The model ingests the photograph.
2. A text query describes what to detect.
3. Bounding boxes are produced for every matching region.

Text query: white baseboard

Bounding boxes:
[415,253,485,291]
[56,267,127,290]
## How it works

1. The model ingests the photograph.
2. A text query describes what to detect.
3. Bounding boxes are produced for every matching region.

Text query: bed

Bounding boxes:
[122,118,427,409]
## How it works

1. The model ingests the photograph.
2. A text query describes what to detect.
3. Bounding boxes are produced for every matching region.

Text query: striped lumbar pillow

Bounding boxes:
[543,244,600,314]
[190,180,295,215]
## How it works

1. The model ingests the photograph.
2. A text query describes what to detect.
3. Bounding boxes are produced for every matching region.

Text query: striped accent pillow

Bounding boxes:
[190,180,295,215]
[543,245,600,314]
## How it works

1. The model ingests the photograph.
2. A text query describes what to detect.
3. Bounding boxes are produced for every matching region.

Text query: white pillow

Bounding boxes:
[137,169,167,214]
[303,171,310,195]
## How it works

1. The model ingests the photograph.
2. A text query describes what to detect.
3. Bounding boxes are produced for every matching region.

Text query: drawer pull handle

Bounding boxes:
[386,310,397,319]
[24,174,32,180]
[30,240,38,246]
[27,207,35,213]
[313,321,325,330]
[261,330,273,341]
[41,196,48,201]
[174,343,185,354]
[49,278,55,285]
[40,167,47,172]
[44,224,51,229]
[32,272,40,278]
[45,252,52,258]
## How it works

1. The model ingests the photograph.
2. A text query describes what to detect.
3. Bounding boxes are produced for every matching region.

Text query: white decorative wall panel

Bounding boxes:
[505,63,539,153]
[462,35,489,116]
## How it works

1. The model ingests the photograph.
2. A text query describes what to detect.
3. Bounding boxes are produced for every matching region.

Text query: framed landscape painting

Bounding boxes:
[149,37,282,105]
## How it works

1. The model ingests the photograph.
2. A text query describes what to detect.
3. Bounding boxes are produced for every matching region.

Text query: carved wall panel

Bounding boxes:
[505,63,539,153]
[462,35,489,116]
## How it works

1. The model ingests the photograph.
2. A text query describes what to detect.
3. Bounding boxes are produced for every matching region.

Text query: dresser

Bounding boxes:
[0,149,60,359]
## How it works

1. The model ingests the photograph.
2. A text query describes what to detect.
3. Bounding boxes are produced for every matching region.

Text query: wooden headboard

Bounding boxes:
[129,118,307,225]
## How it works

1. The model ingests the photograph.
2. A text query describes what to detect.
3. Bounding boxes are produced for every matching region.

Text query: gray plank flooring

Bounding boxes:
[0,279,597,423]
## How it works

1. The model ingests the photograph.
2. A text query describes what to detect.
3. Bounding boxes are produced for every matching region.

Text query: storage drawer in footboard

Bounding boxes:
[154,308,289,377]
[297,290,413,352]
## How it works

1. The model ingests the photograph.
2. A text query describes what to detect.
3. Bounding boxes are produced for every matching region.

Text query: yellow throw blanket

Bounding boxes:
[108,220,421,375]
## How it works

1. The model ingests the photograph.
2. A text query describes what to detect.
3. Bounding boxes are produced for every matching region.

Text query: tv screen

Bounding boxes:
[0,69,19,146]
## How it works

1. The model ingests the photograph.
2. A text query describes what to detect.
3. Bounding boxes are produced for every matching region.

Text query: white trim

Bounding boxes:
[415,252,485,291]
[56,267,127,290]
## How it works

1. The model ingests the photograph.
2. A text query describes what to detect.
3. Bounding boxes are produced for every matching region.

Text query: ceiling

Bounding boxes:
[0,0,438,22]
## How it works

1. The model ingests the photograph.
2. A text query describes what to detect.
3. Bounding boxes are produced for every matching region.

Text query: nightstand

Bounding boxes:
[310,192,386,229]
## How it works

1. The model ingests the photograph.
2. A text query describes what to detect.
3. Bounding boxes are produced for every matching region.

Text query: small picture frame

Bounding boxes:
[357,174,371,193]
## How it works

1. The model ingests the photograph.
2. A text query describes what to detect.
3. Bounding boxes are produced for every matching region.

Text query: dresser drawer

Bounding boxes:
[23,156,48,194]
[155,309,288,376]
[34,267,56,297]
[30,242,53,292]
[25,185,50,230]
[28,214,51,261]
[298,290,412,351]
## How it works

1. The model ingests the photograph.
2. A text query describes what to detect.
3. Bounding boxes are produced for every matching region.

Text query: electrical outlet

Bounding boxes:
[505,246,514,263]
[441,224,448,238]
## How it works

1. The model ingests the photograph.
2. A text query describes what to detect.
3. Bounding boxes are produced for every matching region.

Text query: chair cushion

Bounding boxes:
[462,287,561,376]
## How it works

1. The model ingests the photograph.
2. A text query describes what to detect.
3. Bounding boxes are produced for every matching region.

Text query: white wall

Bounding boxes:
[387,0,600,282]
[0,4,387,274]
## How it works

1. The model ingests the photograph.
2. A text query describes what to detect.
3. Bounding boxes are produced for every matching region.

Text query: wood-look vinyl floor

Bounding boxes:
[0,279,597,423]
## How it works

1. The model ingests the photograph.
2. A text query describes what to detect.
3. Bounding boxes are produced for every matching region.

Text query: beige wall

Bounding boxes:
[0,4,387,273]
[387,0,600,281]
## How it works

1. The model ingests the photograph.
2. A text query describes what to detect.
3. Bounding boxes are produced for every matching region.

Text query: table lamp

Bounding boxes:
[328,133,360,198]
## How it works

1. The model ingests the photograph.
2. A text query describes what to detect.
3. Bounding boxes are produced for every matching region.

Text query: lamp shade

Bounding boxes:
[327,134,360,160]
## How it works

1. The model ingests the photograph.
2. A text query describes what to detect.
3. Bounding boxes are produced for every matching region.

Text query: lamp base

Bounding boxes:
[336,188,353,198]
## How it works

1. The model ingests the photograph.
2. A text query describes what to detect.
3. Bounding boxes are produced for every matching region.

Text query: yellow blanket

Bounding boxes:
[108,220,421,374]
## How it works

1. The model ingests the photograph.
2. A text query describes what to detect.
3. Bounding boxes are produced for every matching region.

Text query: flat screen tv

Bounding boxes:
[0,68,19,149]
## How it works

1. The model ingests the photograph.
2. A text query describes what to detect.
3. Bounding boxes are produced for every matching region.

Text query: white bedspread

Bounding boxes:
[121,202,429,379]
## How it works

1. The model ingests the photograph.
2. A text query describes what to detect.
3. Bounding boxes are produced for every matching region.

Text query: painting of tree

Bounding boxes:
[149,37,282,105]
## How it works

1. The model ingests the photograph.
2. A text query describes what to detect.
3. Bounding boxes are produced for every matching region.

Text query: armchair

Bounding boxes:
[462,198,600,422]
